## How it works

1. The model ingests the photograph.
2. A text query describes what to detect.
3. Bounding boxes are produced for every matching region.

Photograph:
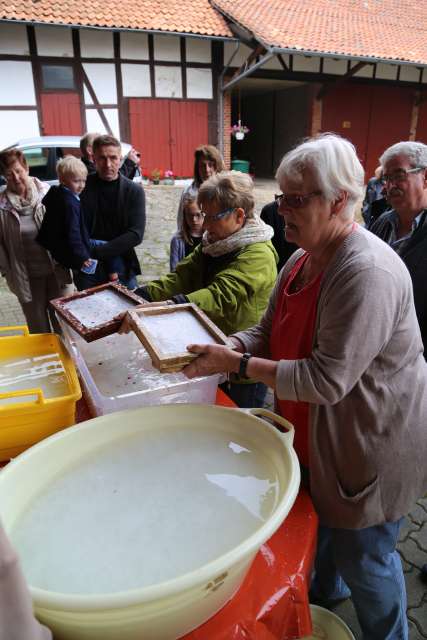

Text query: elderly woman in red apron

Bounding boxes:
[183,134,427,640]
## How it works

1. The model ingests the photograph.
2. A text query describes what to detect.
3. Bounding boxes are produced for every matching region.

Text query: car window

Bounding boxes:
[23,147,54,181]
[57,147,81,160]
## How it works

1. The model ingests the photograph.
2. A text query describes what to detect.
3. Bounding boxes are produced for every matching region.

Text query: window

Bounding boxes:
[41,65,75,90]
[23,147,50,180]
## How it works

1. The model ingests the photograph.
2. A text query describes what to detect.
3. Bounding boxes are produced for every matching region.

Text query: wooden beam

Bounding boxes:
[317,61,371,99]
[79,64,113,135]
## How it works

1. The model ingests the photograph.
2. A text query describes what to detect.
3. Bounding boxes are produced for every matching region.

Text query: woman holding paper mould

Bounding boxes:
[131,171,278,408]
[183,134,427,640]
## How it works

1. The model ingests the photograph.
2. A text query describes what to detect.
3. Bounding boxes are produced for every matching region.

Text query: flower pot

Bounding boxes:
[152,179,160,185]
[235,131,245,141]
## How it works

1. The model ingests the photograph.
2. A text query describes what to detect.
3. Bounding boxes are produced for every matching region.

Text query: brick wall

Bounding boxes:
[223,90,232,169]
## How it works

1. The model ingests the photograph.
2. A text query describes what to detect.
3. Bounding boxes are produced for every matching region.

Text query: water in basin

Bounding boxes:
[12,426,279,594]
[0,354,69,404]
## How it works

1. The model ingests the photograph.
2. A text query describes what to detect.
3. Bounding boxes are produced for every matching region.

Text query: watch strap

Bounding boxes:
[239,352,252,379]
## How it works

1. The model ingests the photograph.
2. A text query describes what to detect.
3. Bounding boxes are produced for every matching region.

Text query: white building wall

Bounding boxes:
[35,25,73,57]
[399,65,421,83]
[0,61,36,104]
[186,37,211,63]
[120,32,149,60]
[122,64,151,97]
[0,23,29,55]
[154,34,181,62]
[155,66,182,98]
[187,68,213,99]
[323,58,347,75]
[83,63,117,104]
[293,55,321,73]
[80,29,114,58]
[85,108,120,138]
[0,111,39,148]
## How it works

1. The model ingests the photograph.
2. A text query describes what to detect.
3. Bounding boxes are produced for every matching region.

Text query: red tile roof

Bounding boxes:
[0,0,232,38]
[212,0,427,65]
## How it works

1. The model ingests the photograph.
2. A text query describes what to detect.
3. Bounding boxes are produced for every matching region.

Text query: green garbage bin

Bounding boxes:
[231,159,250,173]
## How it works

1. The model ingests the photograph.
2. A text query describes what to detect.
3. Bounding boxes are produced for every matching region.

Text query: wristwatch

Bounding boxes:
[239,352,252,379]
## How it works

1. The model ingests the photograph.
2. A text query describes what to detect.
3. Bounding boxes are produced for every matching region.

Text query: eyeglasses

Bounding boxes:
[200,207,235,223]
[275,191,321,209]
[380,167,424,185]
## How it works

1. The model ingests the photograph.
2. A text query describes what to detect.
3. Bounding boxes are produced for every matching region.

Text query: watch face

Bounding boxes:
[239,353,251,379]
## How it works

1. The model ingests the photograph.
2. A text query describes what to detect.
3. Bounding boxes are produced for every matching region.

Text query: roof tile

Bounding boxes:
[212,0,427,65]
[0,0,232,37]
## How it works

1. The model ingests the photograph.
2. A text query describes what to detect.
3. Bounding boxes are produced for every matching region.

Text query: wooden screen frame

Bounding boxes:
[127,302,231,372]
[50,282,145,342]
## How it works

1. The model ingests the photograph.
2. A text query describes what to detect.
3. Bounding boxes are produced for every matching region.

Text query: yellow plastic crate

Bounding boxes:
[0,326,81,461]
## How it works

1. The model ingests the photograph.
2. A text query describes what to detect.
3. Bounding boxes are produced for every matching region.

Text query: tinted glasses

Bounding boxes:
[275,191,321,209]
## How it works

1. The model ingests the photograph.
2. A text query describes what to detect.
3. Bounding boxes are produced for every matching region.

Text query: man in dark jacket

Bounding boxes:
[77,135,146,290]
[370,141,427,357]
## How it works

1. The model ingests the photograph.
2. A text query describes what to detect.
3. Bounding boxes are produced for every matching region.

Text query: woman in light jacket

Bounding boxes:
[183,134,427,640]
[0,149,73,333]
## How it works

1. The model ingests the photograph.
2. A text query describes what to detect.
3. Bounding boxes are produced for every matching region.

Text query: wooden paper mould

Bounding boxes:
[127,302,231,372]
[50,282,146,342]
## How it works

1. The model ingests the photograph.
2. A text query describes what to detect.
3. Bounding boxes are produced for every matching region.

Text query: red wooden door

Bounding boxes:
[170,101,208,176]
[322,84,373,168]
[128,99,209,177]
[364,86,413,177]
[128,99,170,176]
[40,93,82,136]
[321,83,414,177]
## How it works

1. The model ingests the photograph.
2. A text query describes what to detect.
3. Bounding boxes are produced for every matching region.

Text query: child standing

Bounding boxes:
[169,194,204,271]
[38,156,122,284]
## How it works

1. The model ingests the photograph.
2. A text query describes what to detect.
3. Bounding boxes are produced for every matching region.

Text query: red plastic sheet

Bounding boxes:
[75,390,318,640]
[180,490,317,640]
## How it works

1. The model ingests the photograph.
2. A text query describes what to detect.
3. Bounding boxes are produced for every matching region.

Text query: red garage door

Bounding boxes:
[322,83,413,178]
[40,93,83,136]
[129,99,209,177]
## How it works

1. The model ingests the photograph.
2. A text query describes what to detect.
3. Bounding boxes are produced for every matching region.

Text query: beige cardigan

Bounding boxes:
[234,225,427,528]
[0,178,71,303]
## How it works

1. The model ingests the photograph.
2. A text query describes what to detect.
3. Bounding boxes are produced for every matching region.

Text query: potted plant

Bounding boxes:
[231,120,250,141]
[151,168,162,184]
[163,169,175,185]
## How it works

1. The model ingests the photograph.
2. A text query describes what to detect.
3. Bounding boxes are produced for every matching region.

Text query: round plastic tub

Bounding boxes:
[0,405,300,640]
[304,605,356,639]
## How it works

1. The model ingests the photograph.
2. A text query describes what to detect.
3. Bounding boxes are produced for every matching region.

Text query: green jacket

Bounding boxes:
[143,241,278,336]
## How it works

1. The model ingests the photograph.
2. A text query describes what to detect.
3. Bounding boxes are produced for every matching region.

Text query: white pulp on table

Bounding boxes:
[65,291,135,328]
[140,311,218,354]
[12,426,279,594]
[0,354,69,404]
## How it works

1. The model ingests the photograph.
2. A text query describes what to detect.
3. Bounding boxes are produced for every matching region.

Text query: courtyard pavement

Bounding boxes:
[0,179,425,638]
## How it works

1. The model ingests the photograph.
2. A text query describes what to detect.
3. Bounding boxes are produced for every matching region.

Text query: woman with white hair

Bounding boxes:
[130,170,278,407]
[183,134,427,640]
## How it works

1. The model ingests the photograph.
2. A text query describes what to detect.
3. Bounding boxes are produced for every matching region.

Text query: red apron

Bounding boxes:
[270,254,322,468]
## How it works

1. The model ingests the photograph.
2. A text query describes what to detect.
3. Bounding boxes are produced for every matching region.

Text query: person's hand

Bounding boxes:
[82,259,92,267]
[183,343,240,379]
[127,148,141,165]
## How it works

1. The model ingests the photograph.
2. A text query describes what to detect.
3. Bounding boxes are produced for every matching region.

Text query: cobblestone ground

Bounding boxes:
[0,180,425,638]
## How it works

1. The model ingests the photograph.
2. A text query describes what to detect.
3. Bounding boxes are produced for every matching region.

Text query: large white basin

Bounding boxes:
[0,405,300,640]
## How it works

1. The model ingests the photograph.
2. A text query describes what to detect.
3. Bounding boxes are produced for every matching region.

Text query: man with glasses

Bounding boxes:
[370,141,427,357]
